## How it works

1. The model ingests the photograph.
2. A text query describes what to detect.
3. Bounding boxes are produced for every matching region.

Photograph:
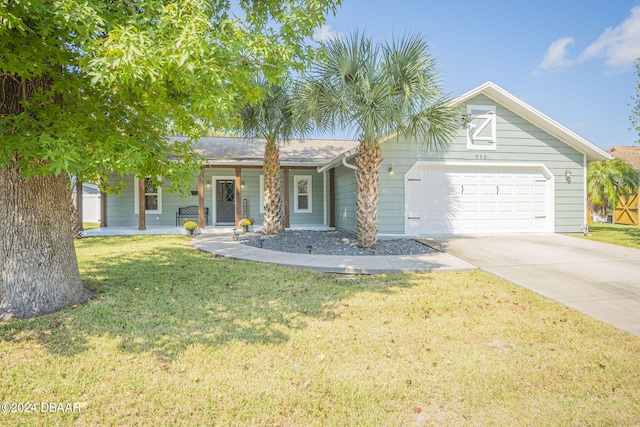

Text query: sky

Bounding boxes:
[310,0,640,150]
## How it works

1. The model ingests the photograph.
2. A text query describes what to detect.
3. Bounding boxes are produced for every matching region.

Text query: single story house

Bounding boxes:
[605,146,640,225]
[95,81,611,236]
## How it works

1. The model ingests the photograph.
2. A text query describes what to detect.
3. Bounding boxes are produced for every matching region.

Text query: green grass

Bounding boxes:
[582,223,640,249]
[1,235,639,426]
[82,222,100,230]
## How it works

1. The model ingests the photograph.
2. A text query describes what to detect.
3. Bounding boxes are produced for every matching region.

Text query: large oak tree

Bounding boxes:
[0,0,339,320]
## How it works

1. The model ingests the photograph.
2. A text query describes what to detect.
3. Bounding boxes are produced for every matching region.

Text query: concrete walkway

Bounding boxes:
[192,233,476,274]
[441,234,640,338]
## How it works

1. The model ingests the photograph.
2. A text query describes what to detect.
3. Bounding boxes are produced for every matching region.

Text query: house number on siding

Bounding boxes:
[475,153,488,160]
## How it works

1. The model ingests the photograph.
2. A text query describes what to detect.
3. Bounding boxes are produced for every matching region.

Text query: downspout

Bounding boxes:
[342,156,357,170]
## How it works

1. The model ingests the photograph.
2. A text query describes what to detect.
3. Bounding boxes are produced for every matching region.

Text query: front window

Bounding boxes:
[144,179,159,210]
[294,175,312,213]
[134,176,162,214]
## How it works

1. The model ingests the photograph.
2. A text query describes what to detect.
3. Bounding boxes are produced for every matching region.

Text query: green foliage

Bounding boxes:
[237,80,301,143]
[295,31,459,147]
[294,31,458,246]
[587,159,640,218]
[0,0,340,192]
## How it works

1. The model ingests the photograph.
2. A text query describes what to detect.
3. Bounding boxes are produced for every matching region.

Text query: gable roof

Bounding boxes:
[606,146,640,170]
[452,81,612,162]
[169,136,358,166]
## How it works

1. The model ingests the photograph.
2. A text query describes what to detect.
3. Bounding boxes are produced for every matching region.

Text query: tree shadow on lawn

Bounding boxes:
[0,236,425,362]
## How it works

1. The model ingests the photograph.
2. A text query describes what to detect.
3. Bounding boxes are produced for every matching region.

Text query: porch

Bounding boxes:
[82,225,334,237]
[75,166,339,231]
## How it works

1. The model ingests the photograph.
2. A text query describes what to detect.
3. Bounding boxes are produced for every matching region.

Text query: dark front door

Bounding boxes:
[216,180,235,224]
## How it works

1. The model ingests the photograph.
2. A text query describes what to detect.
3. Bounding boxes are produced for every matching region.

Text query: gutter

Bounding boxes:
[204,160,325,168]
[317,148,357,173]
[342,157,357,170]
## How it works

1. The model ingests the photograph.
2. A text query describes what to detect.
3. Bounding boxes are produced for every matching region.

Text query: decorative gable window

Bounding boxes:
[134,177,163,214]
[465,105,497,151]
[294,175,312,213]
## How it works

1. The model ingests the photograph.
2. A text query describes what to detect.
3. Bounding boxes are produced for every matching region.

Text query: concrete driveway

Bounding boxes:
[440,234,640,337]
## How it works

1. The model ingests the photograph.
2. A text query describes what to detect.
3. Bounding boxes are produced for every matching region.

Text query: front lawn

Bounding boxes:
[1,235,639,426]
[582,223,640,249]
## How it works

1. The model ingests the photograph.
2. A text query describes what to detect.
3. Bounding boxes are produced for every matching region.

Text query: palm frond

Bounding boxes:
[587,159,640,217]
[236,79,300,144]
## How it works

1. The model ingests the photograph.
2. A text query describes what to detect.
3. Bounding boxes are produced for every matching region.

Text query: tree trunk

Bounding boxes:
[0,161,92,320]
[262,141,285,235]
[355,142,382,248]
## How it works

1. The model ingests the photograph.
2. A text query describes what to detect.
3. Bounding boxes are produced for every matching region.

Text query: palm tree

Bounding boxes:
[295,32,459,247]
[588,159,640,219]
[237,81,302,235]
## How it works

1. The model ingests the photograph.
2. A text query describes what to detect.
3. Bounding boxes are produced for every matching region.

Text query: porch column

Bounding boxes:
[138,176,146,230]
[323,171,327,226]
[100,191,107,228]
[235,167,242,228]
[198,171,205,229]
[329,168,336,228]
[75,180,84,231]
[283,167,290,228]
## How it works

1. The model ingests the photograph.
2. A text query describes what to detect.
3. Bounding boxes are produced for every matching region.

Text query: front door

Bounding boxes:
[216,180,235,224]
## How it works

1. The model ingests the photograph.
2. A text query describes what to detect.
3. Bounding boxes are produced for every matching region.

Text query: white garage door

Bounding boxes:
[405,164,552,235]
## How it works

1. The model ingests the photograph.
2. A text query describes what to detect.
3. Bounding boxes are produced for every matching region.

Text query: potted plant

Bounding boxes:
[239,216,254,232]
[183,220,198,235]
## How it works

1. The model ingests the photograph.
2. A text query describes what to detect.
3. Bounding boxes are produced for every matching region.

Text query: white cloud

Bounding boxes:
[535,37,575,73]
[313,25,342,42]
[535,5,640,73]
[580,5,640,68]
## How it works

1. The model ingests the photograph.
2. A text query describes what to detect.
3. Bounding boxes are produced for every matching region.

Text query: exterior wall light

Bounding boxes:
[564,168,572,183]
[388,164,394,175]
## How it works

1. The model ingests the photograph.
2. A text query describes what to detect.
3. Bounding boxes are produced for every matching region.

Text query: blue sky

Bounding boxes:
[311,0,640,150]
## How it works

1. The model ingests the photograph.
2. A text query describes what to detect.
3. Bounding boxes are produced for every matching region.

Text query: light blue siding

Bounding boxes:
[334,163,357,233]
[105,167,327,228]
[377,94,586,235]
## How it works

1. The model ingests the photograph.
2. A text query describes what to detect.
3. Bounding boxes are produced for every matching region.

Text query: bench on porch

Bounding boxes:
[176,206,209,226]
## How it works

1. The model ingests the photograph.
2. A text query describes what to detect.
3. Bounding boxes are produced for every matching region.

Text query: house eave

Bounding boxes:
[452,81,613,162]
[203,159,325,168]
[317,148,358,173]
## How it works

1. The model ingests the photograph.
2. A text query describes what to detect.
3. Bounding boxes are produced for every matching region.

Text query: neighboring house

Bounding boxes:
[605,146,640,225]
[72,182,101,223]
[99,81,611,236]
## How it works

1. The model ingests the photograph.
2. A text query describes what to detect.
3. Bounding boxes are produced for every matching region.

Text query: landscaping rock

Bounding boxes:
[238,230,436,256]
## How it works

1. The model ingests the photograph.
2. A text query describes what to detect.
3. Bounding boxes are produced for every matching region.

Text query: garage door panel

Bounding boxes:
[406,164,552,235]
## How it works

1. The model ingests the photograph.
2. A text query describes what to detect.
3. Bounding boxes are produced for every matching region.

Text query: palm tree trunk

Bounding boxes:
[1,160,93,320]
[355,142,382,248]
[262,141,284,235]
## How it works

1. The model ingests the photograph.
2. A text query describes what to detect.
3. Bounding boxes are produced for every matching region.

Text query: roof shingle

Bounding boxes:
[606,146,640,170]
[169,136,358,165]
